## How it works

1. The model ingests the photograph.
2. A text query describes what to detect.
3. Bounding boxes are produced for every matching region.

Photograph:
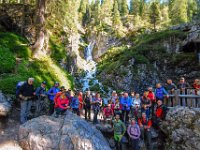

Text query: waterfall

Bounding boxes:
[82,42,105,93]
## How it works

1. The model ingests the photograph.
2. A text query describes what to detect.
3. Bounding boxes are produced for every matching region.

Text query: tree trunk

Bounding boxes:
[32,0,46,58]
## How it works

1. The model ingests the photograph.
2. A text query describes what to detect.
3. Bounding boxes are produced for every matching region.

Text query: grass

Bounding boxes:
[0,32,74,94]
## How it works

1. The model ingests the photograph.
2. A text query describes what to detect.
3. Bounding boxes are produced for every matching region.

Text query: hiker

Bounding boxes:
[121,92,131,123]
[54,88,70,117]
[71,92,80,115]
[131,93,141,121]
[177,77,191,106]
[130,91,135,101]
[147,87,156,116]
[164,79,177,106]
[155,83,169,101]
[127,118,141,150]
[83,90,92,120]
[138,113,153,150]
[35,81,47,116]
[18,78,35,124]
[47,82,60,115]
[119,92,124,104]
[113,99,122,118]
[193,79,200,95]
[141,91,151,119]
[113,114,126,150]
[78,91,83,116]
[103,104,114,123]
[153,100,168,129]
[92,92,102,124]
[110,91,118,104]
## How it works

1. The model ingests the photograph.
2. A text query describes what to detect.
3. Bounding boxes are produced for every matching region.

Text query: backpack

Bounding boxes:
[129,125,140,138]
[16,81,25,98]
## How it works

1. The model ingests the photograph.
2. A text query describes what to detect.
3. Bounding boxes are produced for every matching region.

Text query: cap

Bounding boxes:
[42,81,46,84]
[55,81,59,85]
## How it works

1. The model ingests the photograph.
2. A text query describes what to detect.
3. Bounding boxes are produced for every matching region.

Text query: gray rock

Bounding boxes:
[19,112,111,150]
[160,106,200,150]
[0,91,12,116]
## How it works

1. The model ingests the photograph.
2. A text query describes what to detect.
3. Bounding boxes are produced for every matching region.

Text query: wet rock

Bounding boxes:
[19,111,111,150]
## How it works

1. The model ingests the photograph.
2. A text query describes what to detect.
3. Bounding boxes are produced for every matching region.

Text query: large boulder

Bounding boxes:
[160,106,200,150]
[0,91,12,117]
[19,111,111,150]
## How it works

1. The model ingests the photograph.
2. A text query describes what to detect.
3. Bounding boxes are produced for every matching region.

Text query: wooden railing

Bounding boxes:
[165,89,200,107]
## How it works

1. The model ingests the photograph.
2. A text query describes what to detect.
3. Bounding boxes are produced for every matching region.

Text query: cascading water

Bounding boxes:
[82,42,105,92]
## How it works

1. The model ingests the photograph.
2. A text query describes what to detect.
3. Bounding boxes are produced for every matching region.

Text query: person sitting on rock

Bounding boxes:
[121,92,131,123]
[127,118,141,150]
[18,77,35,124]
[113,114,126,150]
[70,92,80,116]
[54,88,70,118]
[138,112,153,150]
[153,100,168,129]
[103,104,114,123]
[141,91,152,119]
[35,81,47,117]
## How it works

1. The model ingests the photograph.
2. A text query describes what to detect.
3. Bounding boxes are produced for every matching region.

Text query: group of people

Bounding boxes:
[16,77,200,150]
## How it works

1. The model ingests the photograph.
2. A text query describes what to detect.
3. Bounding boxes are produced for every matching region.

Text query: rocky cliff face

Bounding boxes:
[96,24,200,93]
[160,106,200,150]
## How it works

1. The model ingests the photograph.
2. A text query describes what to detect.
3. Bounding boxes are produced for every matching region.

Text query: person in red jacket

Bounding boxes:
[153,100,168,129]
[138,113,153,150]
[147,86,156,117]
[78,91,83,116]
[103,104,114,123]
[54,88,70,117]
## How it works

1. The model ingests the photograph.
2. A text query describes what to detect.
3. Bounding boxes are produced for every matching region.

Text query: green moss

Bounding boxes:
[0,32,74,94]
[0,32,31,58]
[49,34,66,61]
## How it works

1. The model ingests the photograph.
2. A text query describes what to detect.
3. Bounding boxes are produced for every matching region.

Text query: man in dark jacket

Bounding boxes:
[18,78,35,124]
[35,81,47,116]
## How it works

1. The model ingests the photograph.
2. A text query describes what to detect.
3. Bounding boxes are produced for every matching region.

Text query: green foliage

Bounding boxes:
[149,1,160,30]
[120,0,129,16]
[0,32,31,58]
[0,32,74,94]
[130,0,140,15]
[49,34,66,61]
[0,46,15,73]
[97,30,187,75]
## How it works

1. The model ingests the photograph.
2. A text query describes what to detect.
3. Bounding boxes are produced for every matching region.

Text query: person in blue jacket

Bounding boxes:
[70,92,80,116]
[121,92,132,123]
[155,83,169,101]
[47,82,60,115]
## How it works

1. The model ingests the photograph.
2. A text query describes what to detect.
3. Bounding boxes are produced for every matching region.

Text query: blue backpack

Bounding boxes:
[16,81,25,97]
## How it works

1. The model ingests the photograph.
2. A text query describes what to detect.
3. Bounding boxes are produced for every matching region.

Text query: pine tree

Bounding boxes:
[112,0,123,29]
[149,1,160,31]
[82,4,91,27]
[187,0,198,22]
[130,0,140,16]
[169,0,188,25]
[100,0,113,25]
[120,0,128,16]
